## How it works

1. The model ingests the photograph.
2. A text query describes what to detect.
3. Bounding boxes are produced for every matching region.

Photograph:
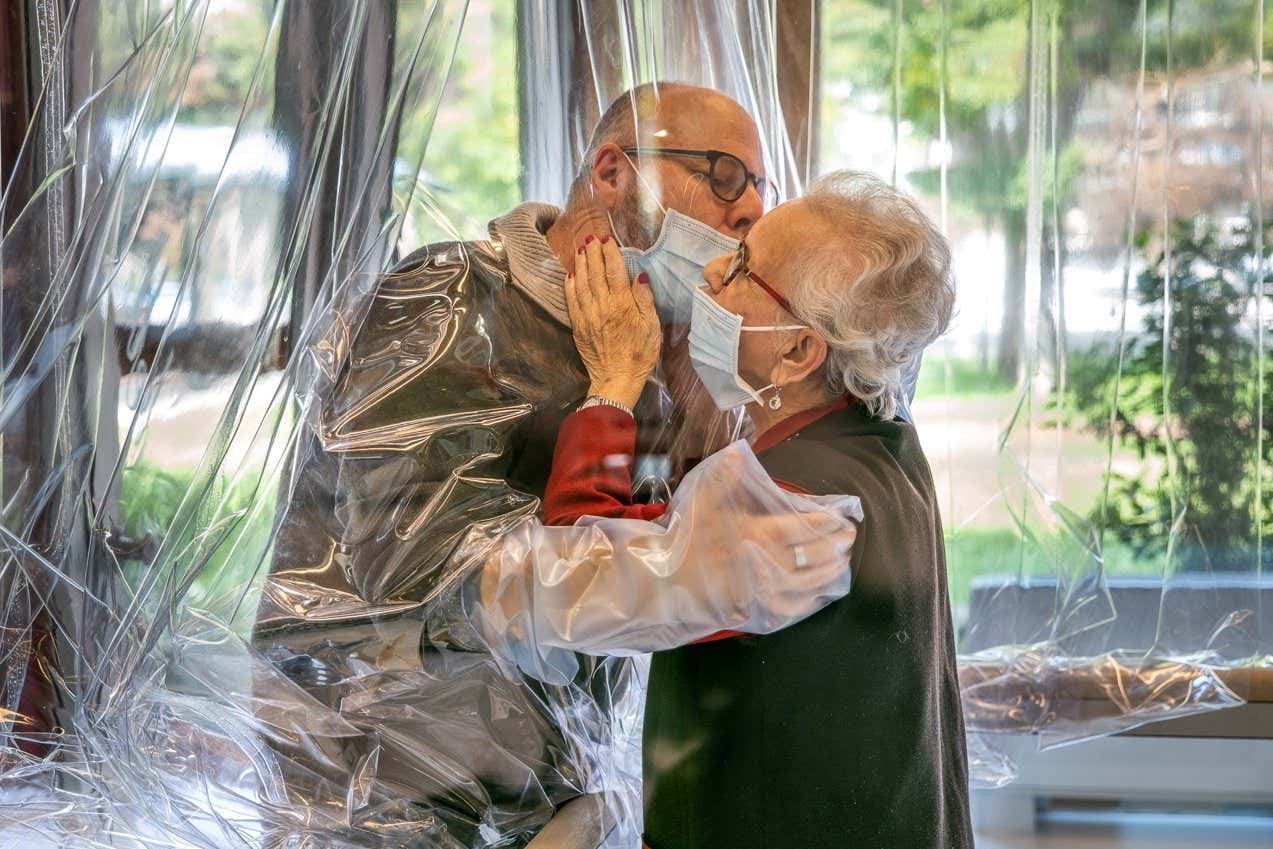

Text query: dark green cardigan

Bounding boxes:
[642,401,973,849]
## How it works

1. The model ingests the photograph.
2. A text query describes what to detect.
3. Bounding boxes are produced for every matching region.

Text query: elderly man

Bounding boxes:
[254,83,858,847]
[542,170,973,848]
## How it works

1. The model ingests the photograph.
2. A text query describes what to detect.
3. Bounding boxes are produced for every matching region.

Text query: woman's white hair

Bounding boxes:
[787,170,955,420]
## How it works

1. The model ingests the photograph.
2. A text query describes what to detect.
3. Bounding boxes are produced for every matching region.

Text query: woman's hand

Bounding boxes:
[565,234,661,410]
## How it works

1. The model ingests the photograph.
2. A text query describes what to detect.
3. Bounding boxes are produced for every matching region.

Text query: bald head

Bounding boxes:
[564,82,767,244]
[577,83,758,166]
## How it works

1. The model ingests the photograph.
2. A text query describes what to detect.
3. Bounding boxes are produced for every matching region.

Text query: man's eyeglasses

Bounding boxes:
[622,147,779,209]
[723,240,796,316]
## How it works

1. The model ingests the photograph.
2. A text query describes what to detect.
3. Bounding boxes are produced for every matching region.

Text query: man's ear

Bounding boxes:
[771,329,828,387]
[588,143,630,210]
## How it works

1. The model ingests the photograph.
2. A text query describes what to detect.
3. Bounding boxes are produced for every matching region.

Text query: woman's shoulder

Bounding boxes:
[758,406,932,502]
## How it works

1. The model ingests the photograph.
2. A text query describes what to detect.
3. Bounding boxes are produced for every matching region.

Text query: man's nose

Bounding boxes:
[723,182,764,236]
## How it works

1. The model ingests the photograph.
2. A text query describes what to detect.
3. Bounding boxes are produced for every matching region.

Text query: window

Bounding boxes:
[398,0,520,247]
[820,0,1272,733]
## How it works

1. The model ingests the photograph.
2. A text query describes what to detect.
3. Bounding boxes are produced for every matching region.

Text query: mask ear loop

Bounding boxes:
[681,172,710,210]
[743,326,807,410]
[607,150,670,250]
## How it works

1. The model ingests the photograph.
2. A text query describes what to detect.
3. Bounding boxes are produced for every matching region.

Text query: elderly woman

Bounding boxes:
[544,171,972,849]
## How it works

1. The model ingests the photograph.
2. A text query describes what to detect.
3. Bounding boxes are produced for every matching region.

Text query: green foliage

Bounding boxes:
[823,0,1028,138]
[823,0,1031,227]
[177,3,274,124]
[1139,1,1273,73]
[1007,138,1087,211]
[120,461,275,625]
[907,137,1085,218]
[1062,211,1272,573]
[407,2,520,236]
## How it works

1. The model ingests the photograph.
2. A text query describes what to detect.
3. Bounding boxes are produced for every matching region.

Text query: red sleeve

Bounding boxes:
[542,405,668,526]
[543,410,813,646]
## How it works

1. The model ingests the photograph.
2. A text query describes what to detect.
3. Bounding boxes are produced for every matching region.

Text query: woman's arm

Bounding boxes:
[469,440,862,662]
[541,405,815,646]
[542,405,668,525]
[540,234,667,527]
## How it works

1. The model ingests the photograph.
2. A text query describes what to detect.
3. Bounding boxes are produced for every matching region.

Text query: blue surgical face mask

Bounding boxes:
[619,211,739,325]
[688,287,806,411]
[612,153,739,325]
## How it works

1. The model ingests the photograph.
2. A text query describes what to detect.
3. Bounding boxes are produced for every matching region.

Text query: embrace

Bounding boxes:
[259,81,973,849]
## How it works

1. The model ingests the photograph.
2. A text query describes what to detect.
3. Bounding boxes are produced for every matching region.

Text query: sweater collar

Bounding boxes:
[752,396,854,454]
[489,202,571,327]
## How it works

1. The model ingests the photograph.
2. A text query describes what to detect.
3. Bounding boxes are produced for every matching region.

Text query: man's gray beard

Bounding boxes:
[610,185,663,250]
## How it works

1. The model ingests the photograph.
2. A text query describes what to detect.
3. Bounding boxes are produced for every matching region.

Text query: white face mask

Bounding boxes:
[688,287,806,411]
[611,152,739,325]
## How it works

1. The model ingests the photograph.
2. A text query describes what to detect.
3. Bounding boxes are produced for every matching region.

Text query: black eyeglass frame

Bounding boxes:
[620,147,778,208]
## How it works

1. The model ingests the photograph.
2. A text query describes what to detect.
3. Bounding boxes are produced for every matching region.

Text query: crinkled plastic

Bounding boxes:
[0,2,859,847]
[3,0,1270,846]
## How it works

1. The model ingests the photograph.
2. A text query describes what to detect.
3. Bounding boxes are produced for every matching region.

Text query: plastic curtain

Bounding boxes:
[2,0,1269,847]
[0,2,838,847]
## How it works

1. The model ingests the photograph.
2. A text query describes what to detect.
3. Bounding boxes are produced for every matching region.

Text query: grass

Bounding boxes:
[118,461,1168,632]
[113,398,1169,644]
[944,526,1163,616]
[916,356,1015,399]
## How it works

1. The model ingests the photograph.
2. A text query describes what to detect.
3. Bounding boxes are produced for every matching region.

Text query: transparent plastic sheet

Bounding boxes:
[0,2,880,847]
[954,0,1268,753]
[6,2,1267,845]
[816,0,1270,778]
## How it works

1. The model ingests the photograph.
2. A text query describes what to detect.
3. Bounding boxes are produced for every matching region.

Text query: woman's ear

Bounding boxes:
[770,329,828,387]
[588,143,629,210]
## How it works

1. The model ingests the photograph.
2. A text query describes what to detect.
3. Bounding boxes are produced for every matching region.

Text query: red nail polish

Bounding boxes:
[600,235,610,244]
[584,235,596,245]
[578,246,586,255]
[567,272,574,279]
[637,273,650,285]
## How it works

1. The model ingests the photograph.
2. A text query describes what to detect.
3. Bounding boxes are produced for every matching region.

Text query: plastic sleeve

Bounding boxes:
[464,440,862,665]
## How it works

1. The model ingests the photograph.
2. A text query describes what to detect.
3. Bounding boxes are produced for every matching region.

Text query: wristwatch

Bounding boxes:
[577,394,634,418]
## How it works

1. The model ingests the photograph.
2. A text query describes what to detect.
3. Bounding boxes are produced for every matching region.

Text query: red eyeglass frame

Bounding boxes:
[722,241,795,315]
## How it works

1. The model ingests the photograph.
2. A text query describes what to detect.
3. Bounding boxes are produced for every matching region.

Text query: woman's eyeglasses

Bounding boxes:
[622,147,779,209]
[723,241,795,315]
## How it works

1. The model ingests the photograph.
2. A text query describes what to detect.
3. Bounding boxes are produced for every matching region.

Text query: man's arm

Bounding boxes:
[259,243,575,635]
